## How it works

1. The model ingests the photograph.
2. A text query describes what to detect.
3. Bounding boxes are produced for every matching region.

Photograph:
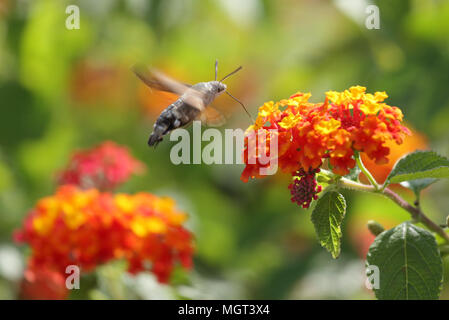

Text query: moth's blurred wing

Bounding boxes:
[133,64,206,111]
[132,64,190,95]
[197,107,226,127]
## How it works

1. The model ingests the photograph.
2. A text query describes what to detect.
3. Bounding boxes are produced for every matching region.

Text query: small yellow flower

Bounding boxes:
[32,216,54,235]
[325,91,342,104]
[279,112,299,129]
[281,92,312,107]
[348,85,366,100]
[360,99,382,115]
[115,194,135,213]
[130,217,147,237]
[145,217,167,234]
[64,210,87,229]
[314,118,341,135]
[374,91,388,102]
[131,216,167,236]
[154,197,175,212]
[258,101,277,117]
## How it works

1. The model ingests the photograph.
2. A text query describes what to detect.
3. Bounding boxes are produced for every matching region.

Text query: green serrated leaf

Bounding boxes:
[385,151,449,185]
[366,222,443,300]
[400,178,437,198]
[311,191,346,259]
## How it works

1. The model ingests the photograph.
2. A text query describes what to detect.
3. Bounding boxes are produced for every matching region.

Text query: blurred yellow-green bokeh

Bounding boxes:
[1,0,449,299]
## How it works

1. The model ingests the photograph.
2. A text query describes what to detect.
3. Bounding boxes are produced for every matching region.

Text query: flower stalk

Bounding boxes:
[333,175,449,243]
[355,151,380,191]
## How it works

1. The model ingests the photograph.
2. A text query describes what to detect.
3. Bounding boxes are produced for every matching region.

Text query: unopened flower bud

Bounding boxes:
[367,220,385,236]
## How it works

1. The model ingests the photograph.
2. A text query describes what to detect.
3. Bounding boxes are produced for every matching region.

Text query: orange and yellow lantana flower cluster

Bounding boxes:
[14,185,193,284]
[241,86,410,208]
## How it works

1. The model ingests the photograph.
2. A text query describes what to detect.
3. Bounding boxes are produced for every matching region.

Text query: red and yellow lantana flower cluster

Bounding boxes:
[241,86,410,208]
[14,185,193,284]
[15,141,194,299]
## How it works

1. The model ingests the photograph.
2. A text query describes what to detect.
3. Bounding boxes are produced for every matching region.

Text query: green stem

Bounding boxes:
[355,152,380,191]
[335,176,449,243]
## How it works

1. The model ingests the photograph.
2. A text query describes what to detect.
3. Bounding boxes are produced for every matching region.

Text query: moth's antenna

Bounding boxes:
[220,66,242,82]
[225,91,254,122]
[215,59,218,81]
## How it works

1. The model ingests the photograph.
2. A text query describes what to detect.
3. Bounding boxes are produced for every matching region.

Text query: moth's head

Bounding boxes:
[211,81,227,95]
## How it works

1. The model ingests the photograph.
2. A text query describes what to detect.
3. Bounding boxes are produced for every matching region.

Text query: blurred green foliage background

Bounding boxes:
[1,0,449,299]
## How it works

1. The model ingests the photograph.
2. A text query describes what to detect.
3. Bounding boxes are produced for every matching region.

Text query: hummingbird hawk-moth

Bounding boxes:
[133,60,251,147]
